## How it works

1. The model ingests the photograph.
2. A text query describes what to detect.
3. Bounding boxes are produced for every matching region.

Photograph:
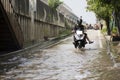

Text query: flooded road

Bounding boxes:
[0,30,119,80]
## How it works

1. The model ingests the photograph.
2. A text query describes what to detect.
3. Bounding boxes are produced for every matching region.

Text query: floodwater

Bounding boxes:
[0,30,120,80]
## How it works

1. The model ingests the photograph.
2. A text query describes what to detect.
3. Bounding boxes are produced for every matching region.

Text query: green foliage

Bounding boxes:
[87,0,120,35]
[112,27,117,34]
[101,27,107,33]
[97,0,120,13]
[98,0,120,7]
[87,0,112,20]
[98,0,112,4]
[48,0,63,10]
[59,29,71,37]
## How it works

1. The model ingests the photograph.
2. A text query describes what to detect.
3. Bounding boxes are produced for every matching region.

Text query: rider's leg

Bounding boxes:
[73,36,77,48]
[84,33,93,44]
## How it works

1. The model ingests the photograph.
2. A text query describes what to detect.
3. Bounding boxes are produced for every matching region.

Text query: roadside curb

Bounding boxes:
[0,34,71,60]
[103,33,120,67]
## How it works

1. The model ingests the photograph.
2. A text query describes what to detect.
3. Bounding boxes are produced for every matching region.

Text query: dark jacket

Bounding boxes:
[74,24,85,33]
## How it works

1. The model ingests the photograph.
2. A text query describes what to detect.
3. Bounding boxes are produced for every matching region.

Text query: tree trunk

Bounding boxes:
[105,17,111,35]
[115,11,120,35]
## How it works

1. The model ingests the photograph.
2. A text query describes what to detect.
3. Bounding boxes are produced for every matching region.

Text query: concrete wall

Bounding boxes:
[11,0,75,47]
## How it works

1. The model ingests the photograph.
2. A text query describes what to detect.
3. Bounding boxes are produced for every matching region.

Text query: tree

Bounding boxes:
[96,0,120,35]
[48,0,63,10]
[87,0,112,35]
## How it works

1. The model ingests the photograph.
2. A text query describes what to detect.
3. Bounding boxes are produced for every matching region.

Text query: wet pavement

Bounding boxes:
[0,30,120,80]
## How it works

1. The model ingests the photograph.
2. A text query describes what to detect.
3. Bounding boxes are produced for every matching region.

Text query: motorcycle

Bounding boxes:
[74,30,86,49]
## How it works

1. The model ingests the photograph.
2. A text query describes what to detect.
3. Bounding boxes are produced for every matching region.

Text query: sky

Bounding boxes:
[61,0,97,24]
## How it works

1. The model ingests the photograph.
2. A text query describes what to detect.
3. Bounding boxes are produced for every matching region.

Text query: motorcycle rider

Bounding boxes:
[72,19,93,48]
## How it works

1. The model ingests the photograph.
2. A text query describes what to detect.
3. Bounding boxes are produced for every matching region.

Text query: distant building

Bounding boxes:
[57,3,78,23]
